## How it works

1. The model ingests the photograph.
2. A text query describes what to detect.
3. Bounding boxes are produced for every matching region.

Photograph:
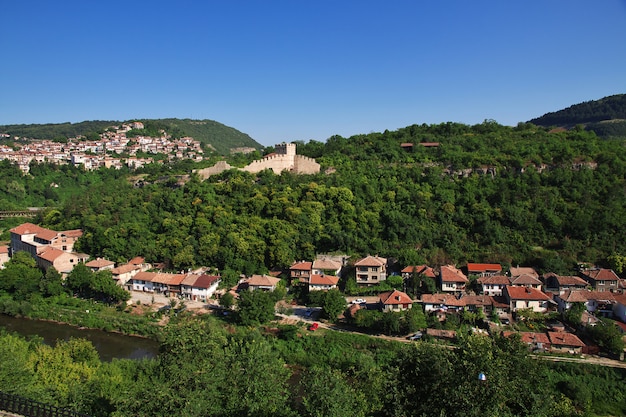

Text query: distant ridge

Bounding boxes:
[528,94,626,138]
[0,118,263,155]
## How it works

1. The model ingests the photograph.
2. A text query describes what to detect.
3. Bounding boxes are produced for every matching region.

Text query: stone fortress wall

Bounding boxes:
[196,143,320,179]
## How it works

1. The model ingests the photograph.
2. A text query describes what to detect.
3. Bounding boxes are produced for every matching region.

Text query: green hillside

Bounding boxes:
[528,94,626,138]
[0,118,263,155]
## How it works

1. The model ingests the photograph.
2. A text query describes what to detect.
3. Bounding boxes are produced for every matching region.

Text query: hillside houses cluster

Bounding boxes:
[0,122,204,173]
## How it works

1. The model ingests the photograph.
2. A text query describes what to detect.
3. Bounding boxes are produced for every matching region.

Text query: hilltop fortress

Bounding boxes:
[196,142,320,179]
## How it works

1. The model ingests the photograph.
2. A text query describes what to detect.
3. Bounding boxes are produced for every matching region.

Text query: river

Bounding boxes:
[0,314,160,361]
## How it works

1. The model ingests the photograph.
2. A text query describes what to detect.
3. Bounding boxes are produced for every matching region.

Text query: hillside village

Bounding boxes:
[2,221,625,359]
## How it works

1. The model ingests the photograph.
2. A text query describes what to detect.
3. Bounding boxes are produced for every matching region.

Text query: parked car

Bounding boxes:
[407,331,423,341]
[308,322,319,331]
[352,298,367,305]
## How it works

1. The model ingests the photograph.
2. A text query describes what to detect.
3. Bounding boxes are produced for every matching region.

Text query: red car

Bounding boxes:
[308,322,319,331]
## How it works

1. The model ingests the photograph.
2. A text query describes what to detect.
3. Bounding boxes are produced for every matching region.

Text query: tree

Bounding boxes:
[300,365,368,417]
[40,267,66,297]
[237,290,276,325]
[321,289,347,322]
[219,292,234,309]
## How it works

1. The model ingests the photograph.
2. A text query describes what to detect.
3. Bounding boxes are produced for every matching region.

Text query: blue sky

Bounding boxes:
[1,1,625,146]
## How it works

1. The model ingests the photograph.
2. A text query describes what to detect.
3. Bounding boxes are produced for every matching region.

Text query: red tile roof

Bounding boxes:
[401,265,436,278]
[111,264,138,275]
[312,259,341,271]
[548,332,585,347]
[35,229,59,241]
[379,289,412,305]
[582,268,619,281]
[309,274,339,286]
[10,223,48,235]
[505,286,551,301]
[290,261,312,270]
[477,275,510,285]
[420,293,465,307]
[509,266,538,278]
[467,263,502,273]
[85,258,115,268]
[440,265,468,283]
[355,255,387,267]
[38,247,64,262]
[510,274,542,286]
[193,274,220,289]
[0,246,8,254]
[247,274,281,287]
[503,331,550,346]
[133,271,158,282]
[60,229,83,238]
[553,275,589,286]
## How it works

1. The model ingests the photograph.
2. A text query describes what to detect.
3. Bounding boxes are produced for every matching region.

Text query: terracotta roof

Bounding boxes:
[193,274,220,289]
[38,247,65,262]
[503,331,550,346]
[401,265,436,278]
[510,274,542,286]
[0,246,8,254]
[312,259,341,271]
[509,266,538,278]
[290,261,312,270]
[128,256,145,265]
[355,255,387,267]
[440,265,468,283]
[111,264,138,275]
[467,263,502,273]
[10,223,48,235]
[85,258,115,268]
[505,286,551,301]
[613,293,626,306]
[246,274,281,287]
[60,229,83,238]
[557,290,589,303]
[554,275,588,286]
[477,275,510,285]
[460,295,493,306]
[582,268,619,281]
[548,332,585,347]
[309,274,339,286]
[379,289,412,305]
[35,229,59,241]
[584,291,616,302]
[133,271,158,282]
[420,293,465,307]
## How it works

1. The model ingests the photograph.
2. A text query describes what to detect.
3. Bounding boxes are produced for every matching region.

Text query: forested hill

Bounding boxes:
[0,118,263,155]
[528,94,626,138]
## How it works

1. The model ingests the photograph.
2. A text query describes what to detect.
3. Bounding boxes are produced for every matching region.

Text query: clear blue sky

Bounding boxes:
[1,1,625,146]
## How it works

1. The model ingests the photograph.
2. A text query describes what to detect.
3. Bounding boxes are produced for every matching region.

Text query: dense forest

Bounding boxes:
[529,94,626,139]
[0,118,262,155]
[1,121,625,279]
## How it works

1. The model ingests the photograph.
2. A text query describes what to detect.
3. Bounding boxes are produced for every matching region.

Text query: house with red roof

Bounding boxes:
[111,263,141,288]
[354,255,387,287]
[308,274,339,291]
[312,257,343,276]
[580,268,620,292]
[10,223,82,258]
[502,331,551,352]
[130,271,158,292]
[289,261,312,283]
[36,247,88,275]
[85,258,115,272]
[379,289,413,312]
[543,273,589,294]
[466,263,502,277]
[420,293,466,313]
[439,265,468,295]
[547,331,586,354]
[401,265,436,280]
[181,274,221,301]
[477,275,510,296]
[557,289,616,315]
[242,274,282,292]
[509,266,539,279]
[503,286,554,313]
